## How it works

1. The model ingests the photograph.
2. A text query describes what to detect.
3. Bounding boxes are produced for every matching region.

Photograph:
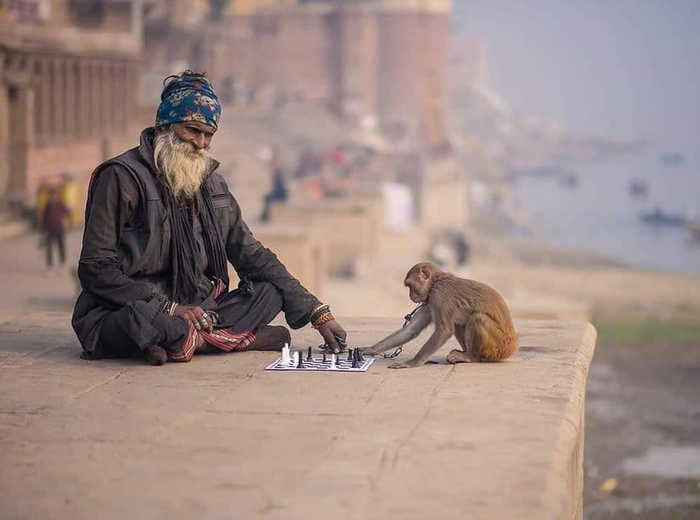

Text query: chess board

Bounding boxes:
[265,353,374,372]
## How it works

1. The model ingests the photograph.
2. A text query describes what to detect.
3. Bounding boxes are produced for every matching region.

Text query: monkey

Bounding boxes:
[360,262,518,369]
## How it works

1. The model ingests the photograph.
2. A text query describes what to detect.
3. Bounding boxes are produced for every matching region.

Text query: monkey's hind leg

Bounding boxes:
[469,312,514,362]
[446,324,475,364]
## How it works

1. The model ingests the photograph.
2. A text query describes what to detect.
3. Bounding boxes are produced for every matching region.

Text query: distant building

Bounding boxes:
[142,0,465,233]
[0,0,144,210]
[146,0,451,151]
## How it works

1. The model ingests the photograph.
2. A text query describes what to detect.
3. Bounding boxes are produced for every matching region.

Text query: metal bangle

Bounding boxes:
[309,304,330,323]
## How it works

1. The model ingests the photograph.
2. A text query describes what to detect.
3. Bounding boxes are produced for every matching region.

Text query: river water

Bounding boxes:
[513,148,700,276]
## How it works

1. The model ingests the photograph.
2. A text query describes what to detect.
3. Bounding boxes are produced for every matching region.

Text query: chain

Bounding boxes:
[383,304,425,359]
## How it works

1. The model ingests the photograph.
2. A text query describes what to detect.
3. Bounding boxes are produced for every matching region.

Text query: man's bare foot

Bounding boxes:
[144,345,167,366]
[248,326,291,351]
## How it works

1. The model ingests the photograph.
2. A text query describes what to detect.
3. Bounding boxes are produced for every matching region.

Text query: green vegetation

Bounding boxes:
[594,317,700,346]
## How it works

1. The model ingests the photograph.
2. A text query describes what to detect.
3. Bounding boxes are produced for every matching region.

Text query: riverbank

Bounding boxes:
[464,220,700,519]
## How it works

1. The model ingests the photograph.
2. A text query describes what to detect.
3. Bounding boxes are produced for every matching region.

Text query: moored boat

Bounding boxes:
[629,179,649,197]
[640,207,685,226]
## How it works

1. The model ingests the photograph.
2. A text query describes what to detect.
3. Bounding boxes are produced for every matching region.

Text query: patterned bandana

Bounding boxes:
[155,71,221,130]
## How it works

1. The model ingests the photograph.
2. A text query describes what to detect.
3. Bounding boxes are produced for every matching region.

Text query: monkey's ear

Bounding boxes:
[419,265,430,280]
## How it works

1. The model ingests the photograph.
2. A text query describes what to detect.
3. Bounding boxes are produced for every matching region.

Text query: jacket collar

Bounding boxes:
[138,126,220,176]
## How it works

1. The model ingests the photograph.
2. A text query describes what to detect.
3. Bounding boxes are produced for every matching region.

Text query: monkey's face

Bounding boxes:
[405,271,430,303]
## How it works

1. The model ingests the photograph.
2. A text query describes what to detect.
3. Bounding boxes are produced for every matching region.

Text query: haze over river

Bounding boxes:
[514,148,700,276]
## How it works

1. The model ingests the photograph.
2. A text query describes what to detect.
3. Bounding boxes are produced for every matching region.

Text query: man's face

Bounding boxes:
[172,121,216,153]
[153,124,215,199]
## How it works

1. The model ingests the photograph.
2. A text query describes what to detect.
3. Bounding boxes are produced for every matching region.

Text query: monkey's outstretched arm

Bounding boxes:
[360,305,431,355]
[389,327,452,369]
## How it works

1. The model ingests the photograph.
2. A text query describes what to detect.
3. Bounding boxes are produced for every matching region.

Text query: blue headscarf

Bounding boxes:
[155,71,221,130]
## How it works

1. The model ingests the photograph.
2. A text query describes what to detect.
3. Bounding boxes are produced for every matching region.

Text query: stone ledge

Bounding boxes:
[0,314,595,520]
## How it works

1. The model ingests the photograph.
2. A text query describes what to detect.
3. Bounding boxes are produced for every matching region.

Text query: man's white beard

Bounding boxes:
[153,128,213,199]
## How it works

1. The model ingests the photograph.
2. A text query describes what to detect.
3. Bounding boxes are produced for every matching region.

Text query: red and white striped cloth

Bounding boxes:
[167,279,257,362]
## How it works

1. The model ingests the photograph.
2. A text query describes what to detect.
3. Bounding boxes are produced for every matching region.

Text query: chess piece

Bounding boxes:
[356,348,364,362]
[322,352,327,363]
[281,343,291,365]
[307,346,313,361]
[330,353,337,369]
[297,350,304,368]
[347,348,353,362]
[352,348,359,368]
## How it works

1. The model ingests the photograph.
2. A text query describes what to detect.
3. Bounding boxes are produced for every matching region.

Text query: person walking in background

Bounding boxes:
[260,152,289,221]
[41,186,71,274]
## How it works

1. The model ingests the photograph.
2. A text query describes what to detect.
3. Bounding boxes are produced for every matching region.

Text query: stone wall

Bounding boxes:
[0,1,141,56]
[0,50,140,206]
[194,1,449,136]
[268,193,383,278]
[331,5,377,122]
[250,223,325,297]
[0,1,143,209]
[201,7,335,105]
[418,156,468,233]
[0,314,595,519]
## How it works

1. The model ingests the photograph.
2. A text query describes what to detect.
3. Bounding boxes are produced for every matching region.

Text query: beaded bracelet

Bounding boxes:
[312,312,335,329]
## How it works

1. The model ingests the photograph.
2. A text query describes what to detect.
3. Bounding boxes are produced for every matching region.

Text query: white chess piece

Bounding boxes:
[293,351,299,367]
[281,343,290,365]
[330,353,337,370]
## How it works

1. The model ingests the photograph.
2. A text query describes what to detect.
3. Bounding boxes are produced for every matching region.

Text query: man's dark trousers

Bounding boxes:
[98,281,283,358]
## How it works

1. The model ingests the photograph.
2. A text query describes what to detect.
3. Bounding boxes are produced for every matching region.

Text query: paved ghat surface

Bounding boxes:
[0,314,595,520]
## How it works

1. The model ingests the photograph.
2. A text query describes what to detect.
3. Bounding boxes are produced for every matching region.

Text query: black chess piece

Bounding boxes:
[297,350,304,369]
[307,346,312,361]
[356,349,364,362]
[322,352,327,363]
[347,348,353,362]
[351,348,359,368]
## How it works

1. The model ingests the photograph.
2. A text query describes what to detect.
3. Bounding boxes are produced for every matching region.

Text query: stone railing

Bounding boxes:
[0,314,595,519]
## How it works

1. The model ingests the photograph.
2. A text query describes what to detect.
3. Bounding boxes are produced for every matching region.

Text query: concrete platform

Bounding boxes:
[0,314,596,520]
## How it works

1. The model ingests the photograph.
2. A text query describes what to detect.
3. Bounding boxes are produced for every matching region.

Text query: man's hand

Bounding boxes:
[172,305,214,332]
[316,319,347,354]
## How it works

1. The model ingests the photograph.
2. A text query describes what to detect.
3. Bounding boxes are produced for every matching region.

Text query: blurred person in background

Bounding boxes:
[41,186,71,275]
[260,151,289,221]
[72,71,346,366]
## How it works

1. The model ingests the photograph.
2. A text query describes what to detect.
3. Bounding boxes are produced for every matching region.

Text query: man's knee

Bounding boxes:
[100,298,175,353]
[253,281,283,310]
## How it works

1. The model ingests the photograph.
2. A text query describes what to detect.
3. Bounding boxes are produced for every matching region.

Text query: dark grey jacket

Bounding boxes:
[72,127,320,354]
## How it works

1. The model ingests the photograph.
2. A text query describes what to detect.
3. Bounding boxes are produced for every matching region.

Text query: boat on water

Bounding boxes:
[639,207,685,226]
[559,173,578,188]
[519,165,578,178]
[629,179,649,197]
[685,219,700,241]
[660,152,684,166]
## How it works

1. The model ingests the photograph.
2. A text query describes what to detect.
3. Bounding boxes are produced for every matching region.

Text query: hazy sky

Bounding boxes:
[453,0,700,155]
